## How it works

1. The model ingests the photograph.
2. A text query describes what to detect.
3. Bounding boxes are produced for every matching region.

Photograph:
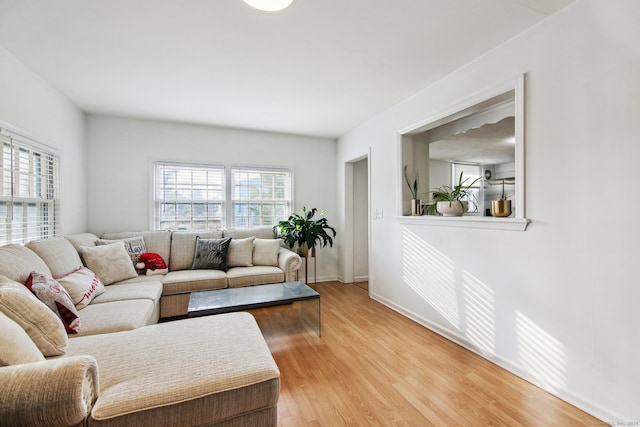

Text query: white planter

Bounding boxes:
[436,201,468,217]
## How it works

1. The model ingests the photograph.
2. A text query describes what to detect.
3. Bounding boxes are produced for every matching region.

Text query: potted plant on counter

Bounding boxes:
[490,178,513,217]
[428,172,481,217]
[404,165,422,216]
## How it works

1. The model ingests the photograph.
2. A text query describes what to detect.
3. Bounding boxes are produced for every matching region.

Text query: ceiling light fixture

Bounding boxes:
[242,0,293,12]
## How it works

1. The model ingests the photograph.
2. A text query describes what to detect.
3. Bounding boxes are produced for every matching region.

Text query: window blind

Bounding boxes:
[0,127,59,244]
[231,166,291,229]
[154,162,225,231]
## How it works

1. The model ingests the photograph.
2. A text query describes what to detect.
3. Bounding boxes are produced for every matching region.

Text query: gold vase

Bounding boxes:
[411,199,422,216]
[491,200,512,217]
[298,243,316,258]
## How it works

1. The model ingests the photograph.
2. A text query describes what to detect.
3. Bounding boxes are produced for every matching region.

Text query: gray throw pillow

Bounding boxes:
[191,237,232,271]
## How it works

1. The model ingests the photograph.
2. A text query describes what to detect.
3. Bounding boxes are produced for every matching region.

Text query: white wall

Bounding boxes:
[86,115,338,281]
[337,0,640,422]
[0,46,87,235]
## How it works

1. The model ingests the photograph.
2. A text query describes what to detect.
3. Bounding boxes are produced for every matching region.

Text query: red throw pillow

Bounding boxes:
[136,252,168,276]
[25,272,80,334]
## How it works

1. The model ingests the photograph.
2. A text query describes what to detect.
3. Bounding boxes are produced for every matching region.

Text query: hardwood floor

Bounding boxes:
[248,281,600,426]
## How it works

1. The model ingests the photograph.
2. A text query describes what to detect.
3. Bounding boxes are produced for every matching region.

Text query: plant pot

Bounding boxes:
[411,199,422,216]
[436,201,467,217]
[298,243,316,258]
[491,200,512,217]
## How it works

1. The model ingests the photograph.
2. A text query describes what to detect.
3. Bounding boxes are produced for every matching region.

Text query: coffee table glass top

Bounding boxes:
[188,281,319,316]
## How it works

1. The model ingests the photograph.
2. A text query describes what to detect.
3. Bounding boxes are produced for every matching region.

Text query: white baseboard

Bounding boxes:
[369,291,623,424]
[353,275,368,283]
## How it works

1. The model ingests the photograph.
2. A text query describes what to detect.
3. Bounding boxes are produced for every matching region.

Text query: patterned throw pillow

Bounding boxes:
[25,272,80,334]
[57,267,105,309]
[191,237,232,271]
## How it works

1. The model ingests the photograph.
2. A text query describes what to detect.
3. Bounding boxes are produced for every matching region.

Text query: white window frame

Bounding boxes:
[0,125,59,245]
[153,161,226,231]
[152,162,293,231]
[230,166,292,229]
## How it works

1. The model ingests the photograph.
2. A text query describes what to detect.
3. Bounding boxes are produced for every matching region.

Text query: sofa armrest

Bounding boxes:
[0,355,99,427]
[278,247,302,282]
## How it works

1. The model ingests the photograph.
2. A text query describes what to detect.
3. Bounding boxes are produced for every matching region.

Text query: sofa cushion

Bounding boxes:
[57,267,105,309]
[91,281,163,305]
[169,231,223,271]
[0,244,52,284]
[191,237,232,271]
[0,310,45,366]
[74,299,157,337]
[227,236,255,268]
[65,313,280,425]
[252,238,281,266]
[96,236,147,266]
[25,272,81,334]
[100,231,172,268]
[224,226,276,240]
[65,233,100,252]
[226,266,285,288]
[162,270,227,295]
[26,237,84,278]
[80,242,138,285]
[0,278,67,356]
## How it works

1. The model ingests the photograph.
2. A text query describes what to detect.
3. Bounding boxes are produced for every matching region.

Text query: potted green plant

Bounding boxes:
[274,207,337,257]
[428,172,481,216]
[490,178,512,217]
[403,165,421,216]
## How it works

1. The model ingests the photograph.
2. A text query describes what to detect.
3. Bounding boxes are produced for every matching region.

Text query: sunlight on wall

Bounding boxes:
[515,311,567,392]
[402,227,460,328]
[462,271,496,355]
[401,227,496,355]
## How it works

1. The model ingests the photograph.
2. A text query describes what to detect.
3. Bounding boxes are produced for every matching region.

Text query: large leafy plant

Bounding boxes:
[275,207,336,253]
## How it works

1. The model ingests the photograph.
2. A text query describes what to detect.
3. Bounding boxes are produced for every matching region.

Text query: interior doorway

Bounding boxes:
[344,155,369,291]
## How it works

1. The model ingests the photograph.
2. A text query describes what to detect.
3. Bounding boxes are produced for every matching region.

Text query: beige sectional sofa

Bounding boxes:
[0,227,299,426]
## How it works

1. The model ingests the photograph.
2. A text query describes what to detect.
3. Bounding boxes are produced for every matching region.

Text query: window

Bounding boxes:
[231,167,291,229]
[154,162,225,231]
[452,163,482,214]
[153,163,292,231]
[0,127,59,245]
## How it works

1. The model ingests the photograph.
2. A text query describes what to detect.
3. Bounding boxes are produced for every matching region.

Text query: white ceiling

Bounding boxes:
[0,0,574,139]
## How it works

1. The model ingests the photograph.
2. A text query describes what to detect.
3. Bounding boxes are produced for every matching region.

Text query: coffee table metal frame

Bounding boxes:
[187,281,321,336]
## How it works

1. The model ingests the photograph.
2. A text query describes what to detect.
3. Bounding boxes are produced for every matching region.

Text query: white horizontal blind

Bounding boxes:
[154,162,225,231]
[231,167,291,229]
[0,128,59,244]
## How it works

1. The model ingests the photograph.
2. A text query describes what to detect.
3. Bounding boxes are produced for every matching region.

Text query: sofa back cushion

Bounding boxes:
[0,244,52,284]
[65,233,100,252]
[0,310,45,366]
[169,231,223,271]
[100,231,172,267]
[26,237,84,278]
[0,278,67,357]
[224,226,275,240]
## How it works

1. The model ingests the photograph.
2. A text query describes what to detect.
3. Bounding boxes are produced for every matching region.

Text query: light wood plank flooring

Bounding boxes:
[248,281,601,426]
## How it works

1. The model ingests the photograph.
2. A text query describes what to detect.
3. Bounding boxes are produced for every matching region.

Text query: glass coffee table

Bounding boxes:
[187,281,321,336]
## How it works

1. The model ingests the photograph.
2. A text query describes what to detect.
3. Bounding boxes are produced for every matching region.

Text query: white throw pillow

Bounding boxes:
[0,279,67,357]
[0,310,45,366]
[227,237,255,268]
[80,242,138,285]
[96,236,147,265]
[57,267,105,309]
[252,238,281,266]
